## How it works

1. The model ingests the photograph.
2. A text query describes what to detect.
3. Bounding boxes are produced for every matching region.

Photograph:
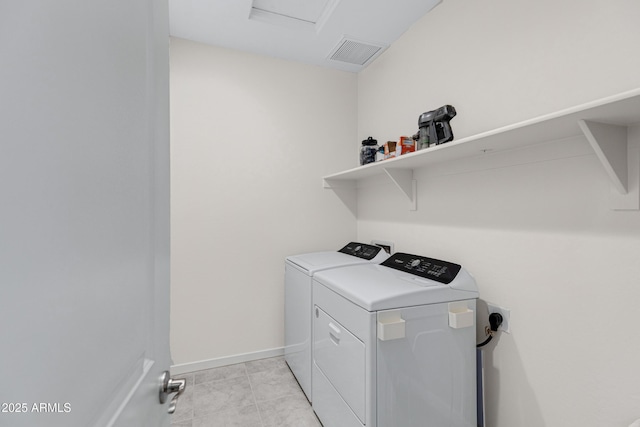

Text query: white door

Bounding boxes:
[0,1,172,426]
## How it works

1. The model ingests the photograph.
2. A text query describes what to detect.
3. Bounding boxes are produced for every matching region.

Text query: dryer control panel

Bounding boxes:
[338,242,383,260]
[381,252,461,284]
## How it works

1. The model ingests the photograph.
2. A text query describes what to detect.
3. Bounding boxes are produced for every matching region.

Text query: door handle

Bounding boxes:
[328,322,341,345]
[159,371,186,414]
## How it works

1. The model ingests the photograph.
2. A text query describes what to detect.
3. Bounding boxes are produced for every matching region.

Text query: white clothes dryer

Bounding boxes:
[284,242,389,402]
[312,252,479,427]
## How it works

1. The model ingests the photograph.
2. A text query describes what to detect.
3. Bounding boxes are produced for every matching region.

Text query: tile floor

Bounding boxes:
[170,356,322,427]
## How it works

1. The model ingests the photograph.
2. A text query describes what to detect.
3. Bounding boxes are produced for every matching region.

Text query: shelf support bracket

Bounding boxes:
[323,178,357,216]
[383,168,417,211]
[579,120,639,210]
[323,178,355,190]
[579,120,628,194]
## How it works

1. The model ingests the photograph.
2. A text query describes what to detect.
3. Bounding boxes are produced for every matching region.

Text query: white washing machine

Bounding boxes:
[285,242,389,402]
[312,252,479,427]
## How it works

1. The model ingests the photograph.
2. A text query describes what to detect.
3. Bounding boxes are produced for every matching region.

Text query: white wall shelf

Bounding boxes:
[323,88,640,211]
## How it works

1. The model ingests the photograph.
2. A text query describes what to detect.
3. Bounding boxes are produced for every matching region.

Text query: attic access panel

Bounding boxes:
[252,0,328,23]
[249,0,340,31]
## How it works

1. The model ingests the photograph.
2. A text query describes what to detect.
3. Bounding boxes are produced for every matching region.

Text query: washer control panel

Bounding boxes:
[381,252,462,284]
[338,242,383,260]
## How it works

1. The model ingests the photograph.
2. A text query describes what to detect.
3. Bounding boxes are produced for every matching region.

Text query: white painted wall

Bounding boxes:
[169,38,357,366]
[171,0,640,422]
[356,0,640,426]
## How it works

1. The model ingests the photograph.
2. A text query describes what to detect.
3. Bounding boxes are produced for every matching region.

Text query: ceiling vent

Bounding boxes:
[328,37,387,66]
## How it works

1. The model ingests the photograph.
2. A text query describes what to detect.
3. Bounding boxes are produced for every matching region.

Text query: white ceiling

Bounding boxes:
[169,0,442,73]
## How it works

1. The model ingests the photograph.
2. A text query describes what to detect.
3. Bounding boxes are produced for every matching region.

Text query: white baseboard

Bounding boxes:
[170,347,285,376]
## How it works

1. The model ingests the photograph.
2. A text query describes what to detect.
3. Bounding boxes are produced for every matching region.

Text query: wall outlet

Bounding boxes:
[487,303,511,334]
[371,240,394,255]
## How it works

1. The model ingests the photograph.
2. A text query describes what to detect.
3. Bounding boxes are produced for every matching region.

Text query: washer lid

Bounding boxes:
[313,253,478,311]
[286,242,388,275]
